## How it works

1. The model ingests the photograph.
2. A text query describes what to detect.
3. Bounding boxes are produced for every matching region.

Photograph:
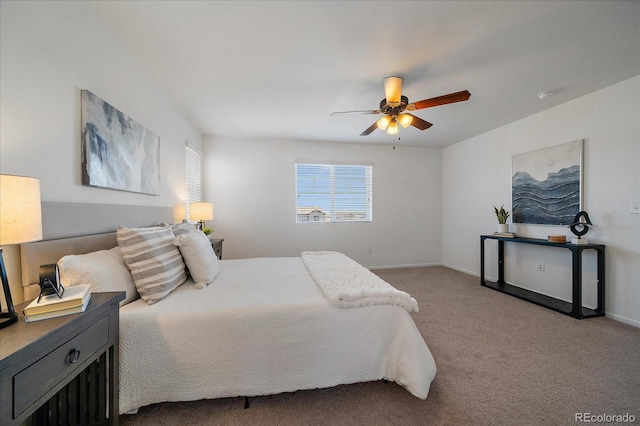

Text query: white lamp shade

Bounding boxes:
[0,174,43,245]
[384,77,403,106]
[398,113,413,128]
[386,120,399,135]
[376,116,391,130]
[190,202,213,221]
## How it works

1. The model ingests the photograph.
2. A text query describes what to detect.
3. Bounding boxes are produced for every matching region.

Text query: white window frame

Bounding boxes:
[185,146,202,220]
[295,163,373,224]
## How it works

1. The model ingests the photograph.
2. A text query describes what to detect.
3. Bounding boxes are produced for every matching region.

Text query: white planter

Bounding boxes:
[498,224,509,233]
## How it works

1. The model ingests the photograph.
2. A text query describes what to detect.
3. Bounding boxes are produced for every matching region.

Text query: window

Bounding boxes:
[296,163,372,223]
[185,146,202,220]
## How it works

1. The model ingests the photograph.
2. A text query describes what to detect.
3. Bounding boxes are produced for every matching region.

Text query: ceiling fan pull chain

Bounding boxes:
[393,136,400,150]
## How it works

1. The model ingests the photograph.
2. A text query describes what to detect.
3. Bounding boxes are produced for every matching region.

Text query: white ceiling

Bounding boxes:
[82,1,640,148]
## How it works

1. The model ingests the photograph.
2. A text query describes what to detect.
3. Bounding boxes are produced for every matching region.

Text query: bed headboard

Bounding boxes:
[19,202,174,299]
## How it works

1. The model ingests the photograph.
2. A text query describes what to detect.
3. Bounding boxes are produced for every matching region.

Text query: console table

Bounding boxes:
[0,292,124,425]
[480,235,605,319]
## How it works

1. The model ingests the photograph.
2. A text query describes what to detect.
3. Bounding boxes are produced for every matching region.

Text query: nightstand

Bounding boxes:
[210,238,224,259]
[0,292,125,425]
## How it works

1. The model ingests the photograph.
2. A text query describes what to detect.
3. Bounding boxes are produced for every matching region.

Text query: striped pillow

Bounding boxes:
[170,220,197,236]
[117,225,187,304]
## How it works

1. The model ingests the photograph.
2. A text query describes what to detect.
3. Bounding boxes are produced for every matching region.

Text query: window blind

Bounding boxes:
[295,163,372,223]
[185,146,202,220]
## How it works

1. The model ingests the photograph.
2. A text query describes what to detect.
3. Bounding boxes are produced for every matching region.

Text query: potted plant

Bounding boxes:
[494,205,510,233]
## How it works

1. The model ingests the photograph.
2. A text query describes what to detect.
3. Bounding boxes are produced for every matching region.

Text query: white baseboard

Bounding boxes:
[368,262,441,271]
[441,262,479,277]
[605,313,640,328]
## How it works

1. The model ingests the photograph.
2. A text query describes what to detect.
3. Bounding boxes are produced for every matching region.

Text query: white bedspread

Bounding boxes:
[301,251,419,312]
[119,257,436,414]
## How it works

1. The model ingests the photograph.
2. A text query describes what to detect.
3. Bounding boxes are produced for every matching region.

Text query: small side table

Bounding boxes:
[0,292,125,425]
[210,238,224,259]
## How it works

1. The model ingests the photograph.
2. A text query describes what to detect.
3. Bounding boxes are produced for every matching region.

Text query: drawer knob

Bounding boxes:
[68,348,81,363]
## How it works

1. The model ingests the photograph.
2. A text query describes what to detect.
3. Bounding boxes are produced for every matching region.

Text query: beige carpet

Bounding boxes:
[120,266,639,425]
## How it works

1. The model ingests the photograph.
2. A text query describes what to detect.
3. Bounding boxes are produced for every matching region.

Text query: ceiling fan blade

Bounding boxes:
[408,90,471,110]
[406,113,433,130]
[384,76,403,106]
[360,121,379,136]
[330,109,381,116]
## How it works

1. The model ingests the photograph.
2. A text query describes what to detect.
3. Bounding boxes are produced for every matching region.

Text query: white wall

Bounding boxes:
[203,137,442,268]
[442,76,640,326]
[0,1,202,207]
[0,1,202,303]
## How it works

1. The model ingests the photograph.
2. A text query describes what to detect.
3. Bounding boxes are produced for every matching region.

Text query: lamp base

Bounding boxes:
[0,248,18,329]
[0,312,18,329]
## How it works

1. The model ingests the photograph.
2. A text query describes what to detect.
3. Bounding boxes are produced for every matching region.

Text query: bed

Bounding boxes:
[20,222,436,415]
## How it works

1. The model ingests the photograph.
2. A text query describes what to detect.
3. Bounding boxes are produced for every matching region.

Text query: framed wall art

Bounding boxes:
[81,90,160,195]
[512,139,583,226]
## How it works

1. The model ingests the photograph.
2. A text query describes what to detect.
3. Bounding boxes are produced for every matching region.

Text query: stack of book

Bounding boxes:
[493,231,516,238]
[23,285,92,323]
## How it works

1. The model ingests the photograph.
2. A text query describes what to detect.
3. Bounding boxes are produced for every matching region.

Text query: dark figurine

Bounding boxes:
[569,211,592,239]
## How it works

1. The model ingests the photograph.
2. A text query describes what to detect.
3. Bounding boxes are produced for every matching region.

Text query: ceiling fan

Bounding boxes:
[330,77,471,136]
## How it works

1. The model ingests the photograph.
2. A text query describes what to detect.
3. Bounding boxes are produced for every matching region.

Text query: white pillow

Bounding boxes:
[58,247,139,306]
[117,225,187,304]
[173,231,220,289]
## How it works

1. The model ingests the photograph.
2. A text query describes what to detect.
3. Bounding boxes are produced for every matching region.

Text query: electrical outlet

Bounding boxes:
[368,247,373,253]
[537,262,545,272]
[516,257,522,267]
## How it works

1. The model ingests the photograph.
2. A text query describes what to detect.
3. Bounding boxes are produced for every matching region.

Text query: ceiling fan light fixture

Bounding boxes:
[377,116,391,130]
[384,76,402,107]
[398,114,413,128]
[331,77,471,138]
[386,120,398,135]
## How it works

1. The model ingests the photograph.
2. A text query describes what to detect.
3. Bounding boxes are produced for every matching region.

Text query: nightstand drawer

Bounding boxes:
[13,316,109,417]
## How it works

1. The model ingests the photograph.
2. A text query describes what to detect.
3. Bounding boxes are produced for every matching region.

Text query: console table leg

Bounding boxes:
[480,237,486,285]
[597,247,605,314]
[497,240,505,284]
[571,248,583,318]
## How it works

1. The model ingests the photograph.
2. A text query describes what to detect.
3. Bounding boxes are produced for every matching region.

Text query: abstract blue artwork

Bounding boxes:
[512,140,583,225]
[81,90,160,195]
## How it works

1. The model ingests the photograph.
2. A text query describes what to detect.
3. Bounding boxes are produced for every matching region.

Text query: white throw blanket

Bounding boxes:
[301,251,419,313]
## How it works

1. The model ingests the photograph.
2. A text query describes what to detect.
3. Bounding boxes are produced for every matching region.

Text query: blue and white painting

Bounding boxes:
[81,90,160,195]
[512,140,583,225]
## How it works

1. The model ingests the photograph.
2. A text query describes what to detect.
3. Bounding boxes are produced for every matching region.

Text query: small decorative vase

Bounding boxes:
[498,224,509,233]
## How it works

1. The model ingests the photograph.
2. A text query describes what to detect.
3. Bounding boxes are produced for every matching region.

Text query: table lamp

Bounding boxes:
[0,174,43,328]
[190,202,213,230]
